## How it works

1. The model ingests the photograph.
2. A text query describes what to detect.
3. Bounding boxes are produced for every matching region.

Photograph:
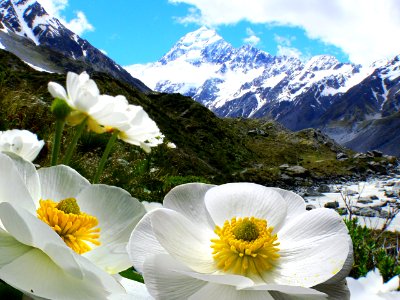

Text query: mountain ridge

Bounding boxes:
[126,27,400,156]
[0,0,151,92]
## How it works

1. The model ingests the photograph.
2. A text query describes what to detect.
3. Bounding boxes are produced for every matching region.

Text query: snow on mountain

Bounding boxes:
[125,27,368,121]
[126,27,400,155]
[0,0,150,92]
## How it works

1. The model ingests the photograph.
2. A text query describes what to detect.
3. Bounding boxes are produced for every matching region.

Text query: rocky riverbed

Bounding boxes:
[298,169,400,232]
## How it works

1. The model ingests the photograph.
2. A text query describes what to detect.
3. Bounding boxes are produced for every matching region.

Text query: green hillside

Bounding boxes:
[0,50,395,202]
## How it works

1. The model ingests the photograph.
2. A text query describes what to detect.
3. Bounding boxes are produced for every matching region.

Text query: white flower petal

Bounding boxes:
[244,284,327,296]
[164,183,216,229]
[150,208,216,273]
[37,165,90,203]
[47,82,67,100]
[263,234,350,287]
[0,248,122,300]
[84,242,130,275]
[77,185,145,244]
[0,202,83,279]
[204,183,287,228]
[0,153,36,212]
[269,187,306,230]
[142,201,163,212]
[143,254,207,300]
[312,279,350,300]
[261,209,351,287]
[0,227,31,268]
[382,275,400,293]
[278,208,349,244]
[127,210,168,274]
[190,283,275,300]
[109,274,153,300]
[66,71,81,105]
[74,185,144,273]
[2,152,40,205]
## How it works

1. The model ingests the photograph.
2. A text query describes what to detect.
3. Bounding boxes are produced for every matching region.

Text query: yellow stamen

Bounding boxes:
[37,199,101,254]
[211,217,280,278]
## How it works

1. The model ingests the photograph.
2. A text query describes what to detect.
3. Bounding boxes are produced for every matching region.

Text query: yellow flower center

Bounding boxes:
[37,198,101,254]
[211,217,280,277]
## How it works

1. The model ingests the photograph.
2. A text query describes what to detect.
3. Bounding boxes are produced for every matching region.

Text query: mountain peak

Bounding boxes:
[181,26,221,44]
[159,27,230,64]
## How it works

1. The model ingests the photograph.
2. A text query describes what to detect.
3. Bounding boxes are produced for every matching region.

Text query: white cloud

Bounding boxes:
[243,28,260,46]
[63,11,94,36]
[36,0,94,36]
[276,45,302,59]
[274,34,303,59]
[168,0,400,65]
[274,34,295,47]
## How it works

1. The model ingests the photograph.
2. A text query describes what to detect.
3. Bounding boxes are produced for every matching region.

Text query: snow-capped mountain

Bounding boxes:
[126,27,400,155]
[0,0,150,92]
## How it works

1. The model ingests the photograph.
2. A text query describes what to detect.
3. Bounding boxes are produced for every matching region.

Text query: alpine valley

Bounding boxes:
[0,0,399,197]
[127,27,400,156]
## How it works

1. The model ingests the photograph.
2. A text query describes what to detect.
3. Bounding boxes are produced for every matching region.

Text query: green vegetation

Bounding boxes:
[345,218,400,282]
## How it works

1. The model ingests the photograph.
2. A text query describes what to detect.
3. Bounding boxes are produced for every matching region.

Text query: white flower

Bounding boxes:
[48,71,114,133]
[347,269,400,300]
[128,183,353,299]
[117,105,163,153]
[0,129,44,162]
[166,142,177,149]
[0,153,146,299]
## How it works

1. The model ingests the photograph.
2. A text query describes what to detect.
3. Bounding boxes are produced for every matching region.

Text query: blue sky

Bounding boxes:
[37,0,400,66]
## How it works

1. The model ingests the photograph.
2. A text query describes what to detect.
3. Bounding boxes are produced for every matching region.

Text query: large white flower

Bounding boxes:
[347,269,400,300]
[0,152,146,299]
[128,182,353,299]
[0,129,44,162]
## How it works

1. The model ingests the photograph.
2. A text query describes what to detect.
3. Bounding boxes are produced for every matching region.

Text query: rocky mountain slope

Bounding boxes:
[127,27,400,156]
[0,0,150,92]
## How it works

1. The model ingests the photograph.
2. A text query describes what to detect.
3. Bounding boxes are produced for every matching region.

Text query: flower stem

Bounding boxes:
[51,119,65,166]
[92,130,119,184]
[63,117,88,165]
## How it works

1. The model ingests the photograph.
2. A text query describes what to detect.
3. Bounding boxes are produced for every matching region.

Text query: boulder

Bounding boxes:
[306,204,316,210]
[337,152,348,161]
[285,165,309,177]
[324,201,339,209]
[317,184,331,193]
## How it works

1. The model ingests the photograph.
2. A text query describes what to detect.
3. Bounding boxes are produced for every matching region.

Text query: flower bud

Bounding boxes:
[51,98,71,120]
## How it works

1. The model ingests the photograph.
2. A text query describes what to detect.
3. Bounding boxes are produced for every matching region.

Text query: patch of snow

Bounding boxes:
[11,1,39,45]
[24,61,53,73]
[125,61,220,91]
[262,73,286,88]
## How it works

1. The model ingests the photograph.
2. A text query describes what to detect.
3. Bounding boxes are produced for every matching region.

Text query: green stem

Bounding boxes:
[92,130,119,184]
[51,119,65,166]
[63,117,88,165]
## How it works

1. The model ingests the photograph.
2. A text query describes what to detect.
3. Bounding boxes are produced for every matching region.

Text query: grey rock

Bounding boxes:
[354,207,379,217]
[357,198,373,204]
[336,152,348,160]
[317,184,331,193]
[306,204,316,210]
[324,201,339,209]
[285,165,309,177]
